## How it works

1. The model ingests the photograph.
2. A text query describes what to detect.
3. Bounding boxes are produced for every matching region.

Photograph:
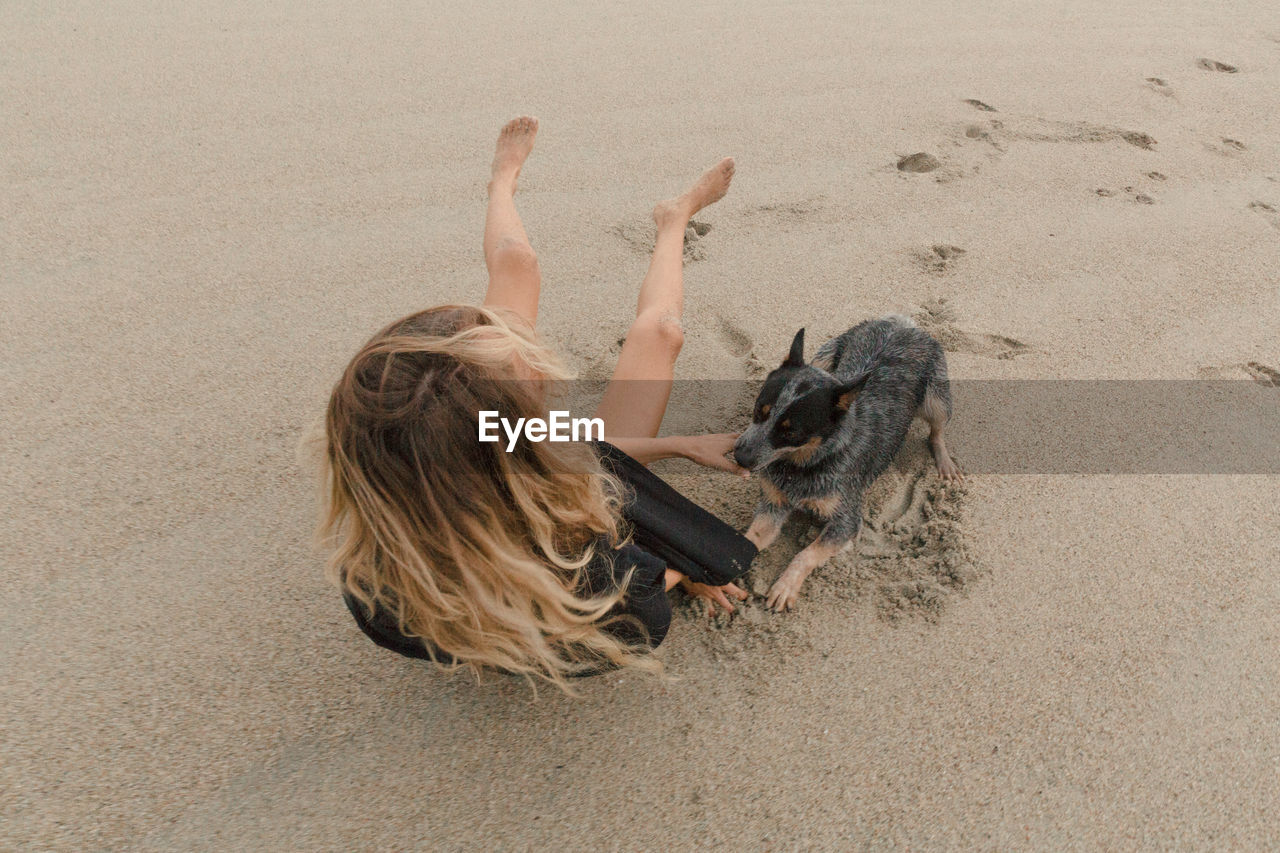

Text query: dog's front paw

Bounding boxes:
[766,572,803,612]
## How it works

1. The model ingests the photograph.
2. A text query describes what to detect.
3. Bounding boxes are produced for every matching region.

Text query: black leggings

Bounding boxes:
[595,441,757,586]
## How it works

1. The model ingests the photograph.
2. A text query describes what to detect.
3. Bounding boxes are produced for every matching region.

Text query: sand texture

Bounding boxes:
[4,0,1280,848]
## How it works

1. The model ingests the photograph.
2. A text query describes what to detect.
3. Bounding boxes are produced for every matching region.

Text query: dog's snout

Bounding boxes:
[732,438,755,470]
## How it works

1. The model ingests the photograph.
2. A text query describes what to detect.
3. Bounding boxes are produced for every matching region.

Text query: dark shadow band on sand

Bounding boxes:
[539,380,1280,474]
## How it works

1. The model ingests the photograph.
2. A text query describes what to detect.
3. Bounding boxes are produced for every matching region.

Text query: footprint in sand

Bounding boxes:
[1145,77,1175,97]
[1199,362,1280,386]
[964,123,998,143]
[950,114,1156,181]
[960,114,1156,154]
[897,152,942,173]
[1120,131,1159,150]
[1205,138,1245,156]
[1097,184,1157,204]
[1249,201,1280,230]
[683,219,711,261]
[913,244,967,274]
[1028,120,1156,150]
[1247,363,1280,386]
[915,297,1031,360]
[1123,185,1156,204]
[610,221,654,256]
[963,99,998,112]
[611,218,712,262]
[961,119,1007,153]
[710,314,772,382]
[1197,58,1238,73]
[1096,174,1164,204]
[738,196,829,228]
[713,314,754,359]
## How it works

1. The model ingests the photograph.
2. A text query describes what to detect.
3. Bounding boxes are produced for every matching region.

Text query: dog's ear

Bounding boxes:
[832,374,869,415]
[783,328,805,367]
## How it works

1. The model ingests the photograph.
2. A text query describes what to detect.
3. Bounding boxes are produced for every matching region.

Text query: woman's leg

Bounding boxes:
[482,117,542,327]
[595,157,735,437]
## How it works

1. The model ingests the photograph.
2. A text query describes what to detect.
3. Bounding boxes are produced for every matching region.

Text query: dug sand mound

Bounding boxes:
[657,428,980,668]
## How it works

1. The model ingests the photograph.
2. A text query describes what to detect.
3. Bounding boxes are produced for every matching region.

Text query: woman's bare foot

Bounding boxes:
[653,157,735,228]
[490,116,538,192]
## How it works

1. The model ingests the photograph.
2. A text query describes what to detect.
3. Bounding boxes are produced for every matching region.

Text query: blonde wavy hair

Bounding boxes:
[314,304,661,690]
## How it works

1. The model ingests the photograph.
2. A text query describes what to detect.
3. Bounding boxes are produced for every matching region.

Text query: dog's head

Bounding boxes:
[732,328,866,471]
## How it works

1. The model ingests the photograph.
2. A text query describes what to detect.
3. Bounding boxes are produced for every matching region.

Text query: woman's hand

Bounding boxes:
[679,433,749,478]
[679,578,750,616]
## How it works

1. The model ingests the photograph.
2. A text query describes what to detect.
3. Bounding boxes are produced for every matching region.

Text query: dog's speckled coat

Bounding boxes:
[734,316,958,610]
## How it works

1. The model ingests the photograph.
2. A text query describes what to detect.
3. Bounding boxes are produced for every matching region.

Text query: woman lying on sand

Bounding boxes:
[319,117,756,688]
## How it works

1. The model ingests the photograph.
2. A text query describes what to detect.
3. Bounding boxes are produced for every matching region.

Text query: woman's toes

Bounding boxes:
[492,116,538,178]
[685,157,735,211]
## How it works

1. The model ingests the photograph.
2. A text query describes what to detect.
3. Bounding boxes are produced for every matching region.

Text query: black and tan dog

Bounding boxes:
[732,316,961,611]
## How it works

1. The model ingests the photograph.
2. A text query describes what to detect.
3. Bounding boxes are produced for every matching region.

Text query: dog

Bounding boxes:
[732,316,961,611]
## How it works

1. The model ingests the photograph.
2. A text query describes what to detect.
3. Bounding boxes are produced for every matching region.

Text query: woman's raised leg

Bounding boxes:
[595,157,735,437]
[482,117,542,327]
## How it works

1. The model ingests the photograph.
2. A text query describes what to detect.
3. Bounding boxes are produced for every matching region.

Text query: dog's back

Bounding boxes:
[818,315,950,486]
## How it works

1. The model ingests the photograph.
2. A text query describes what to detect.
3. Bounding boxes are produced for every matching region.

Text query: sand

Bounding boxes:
[4,0,1280,848]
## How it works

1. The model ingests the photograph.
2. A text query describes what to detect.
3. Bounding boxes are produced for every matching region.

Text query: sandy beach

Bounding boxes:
[4,1,1280,848]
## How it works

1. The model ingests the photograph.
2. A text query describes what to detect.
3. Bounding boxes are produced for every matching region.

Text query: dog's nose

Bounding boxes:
[733,446,753,470]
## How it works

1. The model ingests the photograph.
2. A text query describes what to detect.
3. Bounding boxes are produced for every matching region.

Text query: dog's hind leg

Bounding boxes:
[920,378,962,483]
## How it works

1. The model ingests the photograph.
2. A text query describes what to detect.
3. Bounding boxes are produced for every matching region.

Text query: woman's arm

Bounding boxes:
[604,435,685,465]
[606,433,749,477]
